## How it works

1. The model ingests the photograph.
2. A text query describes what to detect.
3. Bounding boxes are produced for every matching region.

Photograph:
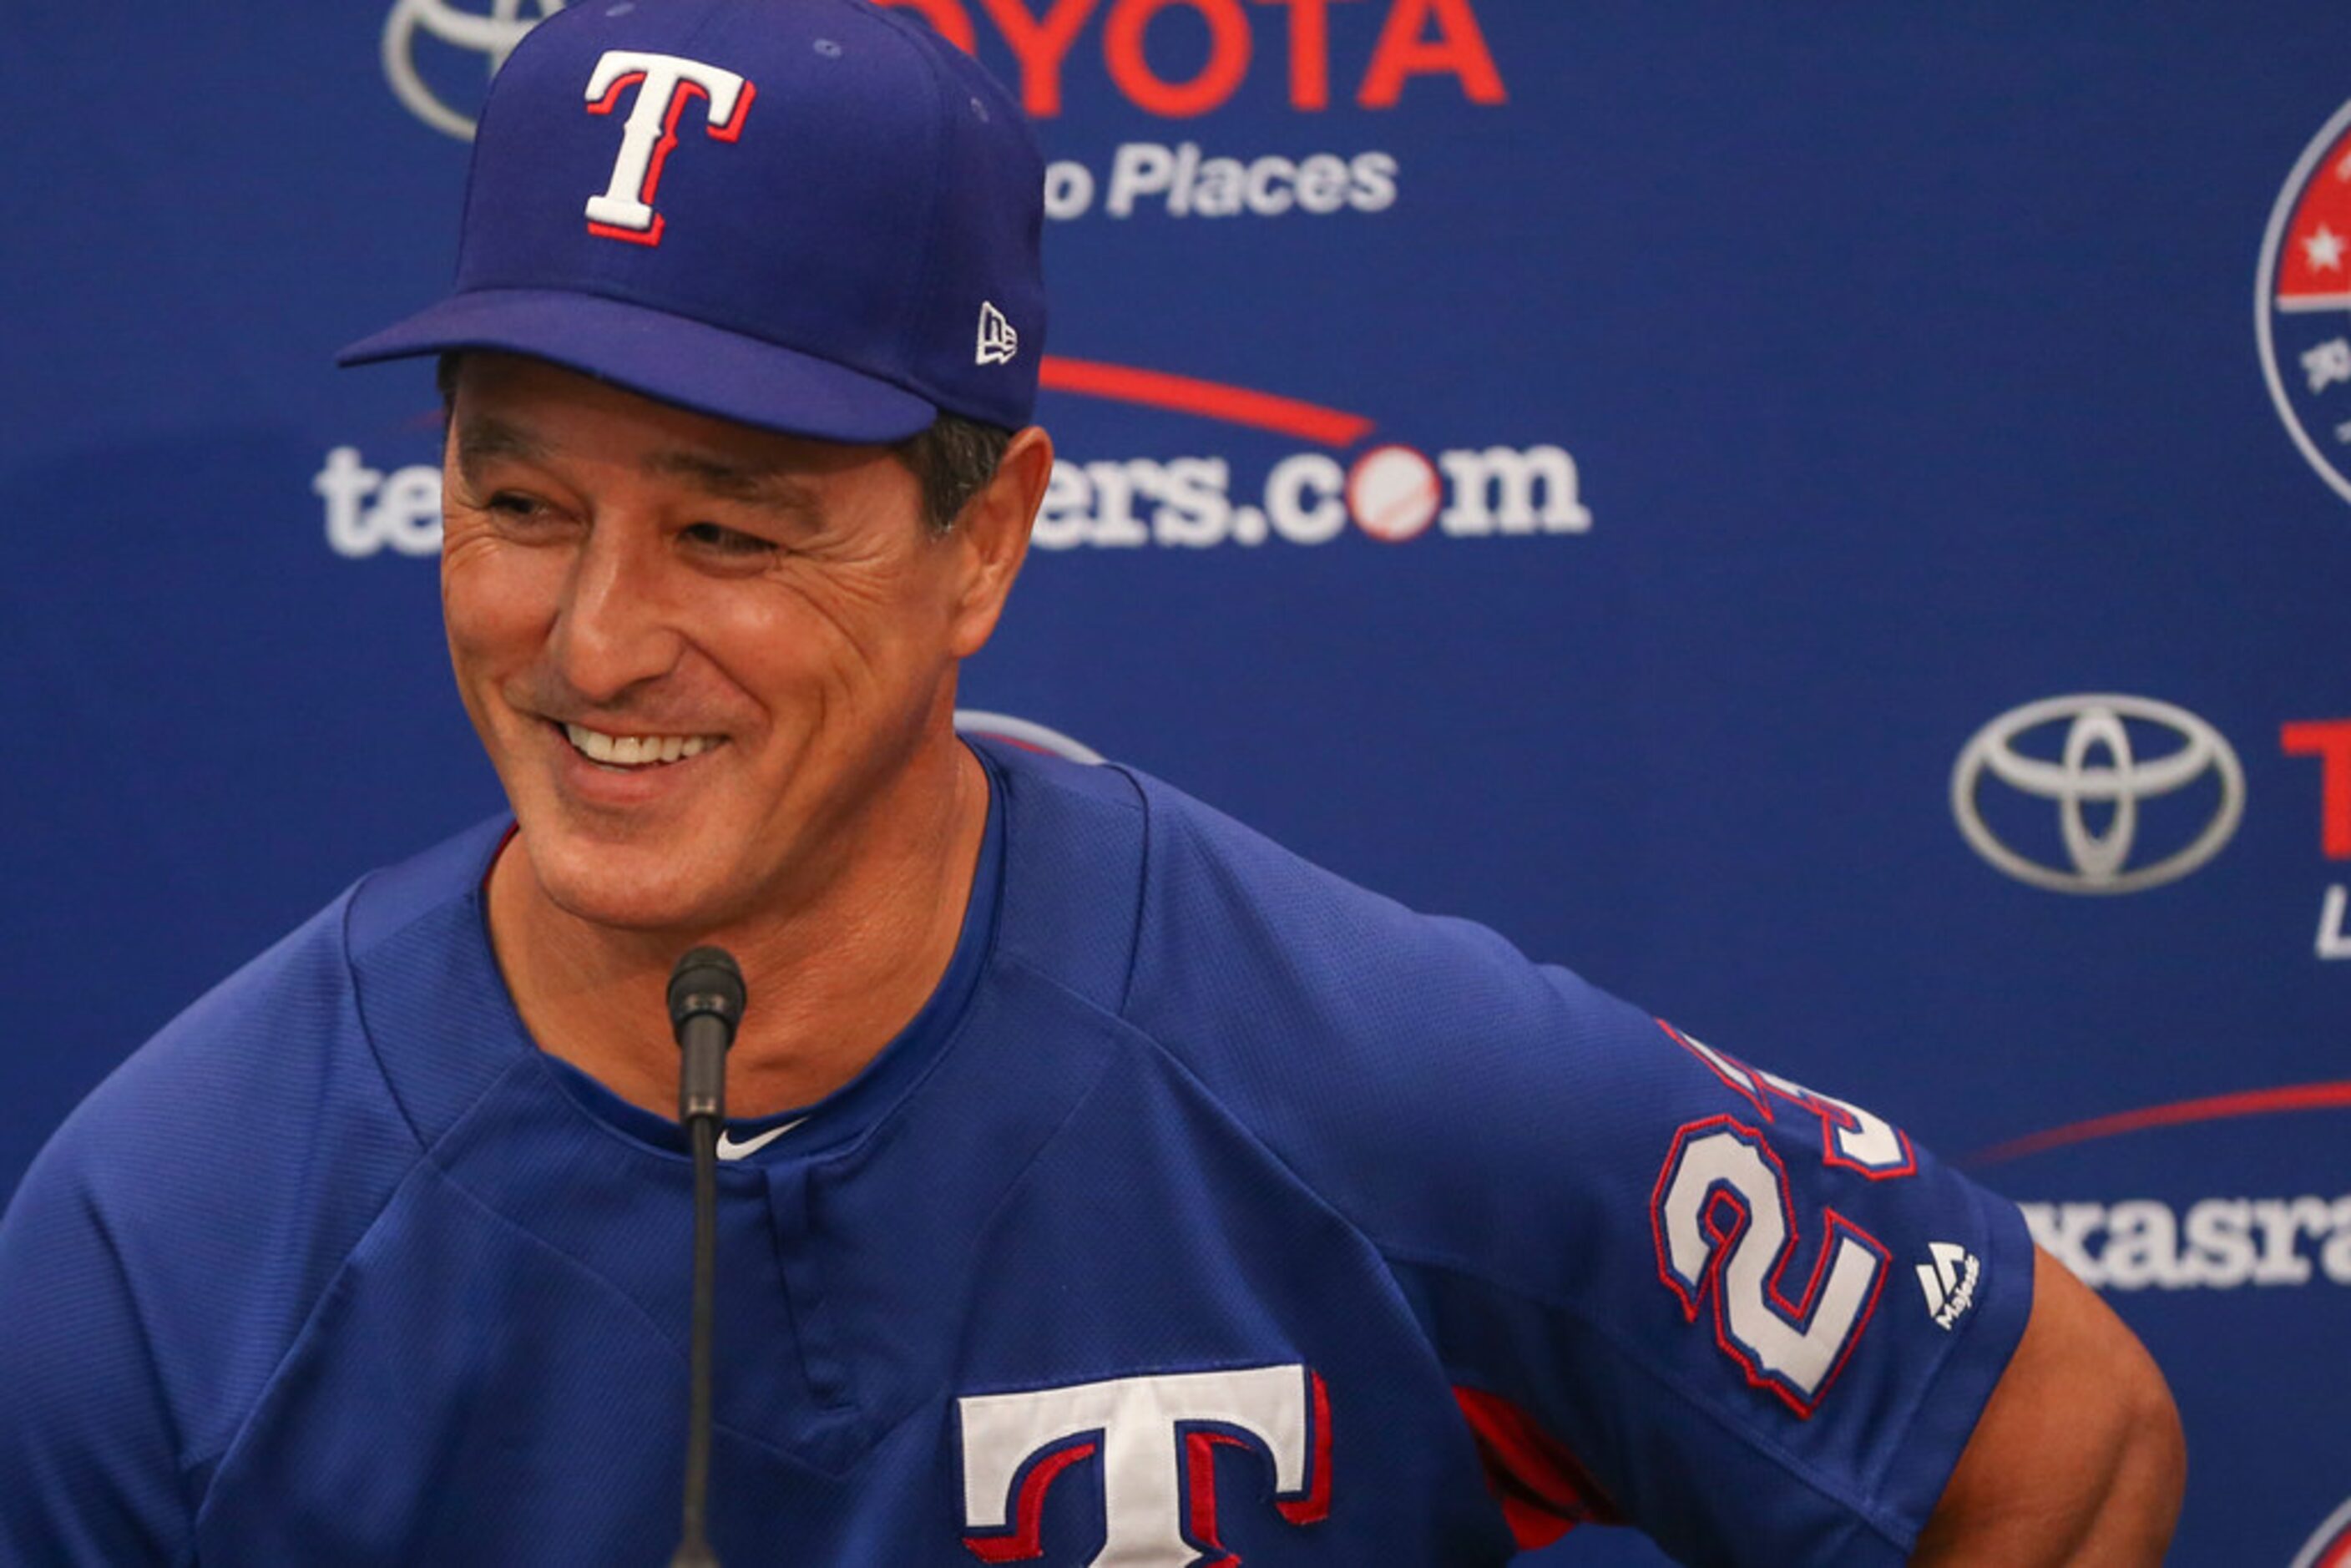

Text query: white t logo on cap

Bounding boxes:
[582,49,755,246]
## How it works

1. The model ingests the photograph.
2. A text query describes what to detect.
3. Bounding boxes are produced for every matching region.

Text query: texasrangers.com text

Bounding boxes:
[2024,1196,2351,1291]
[1034,445,1591,549]
[316,443,1594,558]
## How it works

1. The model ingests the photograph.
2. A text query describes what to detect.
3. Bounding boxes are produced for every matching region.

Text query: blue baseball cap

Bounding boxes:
[339,0,1045,442]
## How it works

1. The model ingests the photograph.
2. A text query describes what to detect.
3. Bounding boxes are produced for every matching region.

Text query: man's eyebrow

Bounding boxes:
[644,449,823,514]
[451,413,547,472]
[450,422,822,516]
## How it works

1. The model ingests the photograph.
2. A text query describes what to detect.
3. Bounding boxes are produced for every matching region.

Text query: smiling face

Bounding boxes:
[440,354,1033,938]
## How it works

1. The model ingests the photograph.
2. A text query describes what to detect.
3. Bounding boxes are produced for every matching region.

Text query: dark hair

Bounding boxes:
[890,413,1014,535]
[436,352,1010,534]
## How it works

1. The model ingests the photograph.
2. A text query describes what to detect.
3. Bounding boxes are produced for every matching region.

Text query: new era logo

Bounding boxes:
[1916,1242,1980,1331]
[976,301,1019,367]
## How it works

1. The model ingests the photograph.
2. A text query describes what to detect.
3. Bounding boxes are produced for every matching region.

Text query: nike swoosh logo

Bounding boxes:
[715,1119,804,1161]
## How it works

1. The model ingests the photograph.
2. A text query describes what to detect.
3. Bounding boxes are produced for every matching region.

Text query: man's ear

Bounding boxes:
[948,425,1054,659]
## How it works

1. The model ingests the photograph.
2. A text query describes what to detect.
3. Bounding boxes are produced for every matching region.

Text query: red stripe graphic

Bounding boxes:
[1969,1080,2351,1167]
[1038,356,1376,448]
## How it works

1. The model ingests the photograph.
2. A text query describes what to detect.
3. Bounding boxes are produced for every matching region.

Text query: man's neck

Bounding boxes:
[485,739,993,1122]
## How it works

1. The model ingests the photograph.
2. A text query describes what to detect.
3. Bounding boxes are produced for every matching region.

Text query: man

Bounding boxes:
[0,1,2181,1562]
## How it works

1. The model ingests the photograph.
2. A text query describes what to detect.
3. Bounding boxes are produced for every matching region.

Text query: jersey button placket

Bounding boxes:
[765,1163,857,1420]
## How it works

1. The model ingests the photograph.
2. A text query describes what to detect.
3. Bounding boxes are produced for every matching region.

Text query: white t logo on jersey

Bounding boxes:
[581,49,755,245]
[957,1365,1332,1565]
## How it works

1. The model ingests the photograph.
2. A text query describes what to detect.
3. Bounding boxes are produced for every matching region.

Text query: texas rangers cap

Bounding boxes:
[338,0,1045,442]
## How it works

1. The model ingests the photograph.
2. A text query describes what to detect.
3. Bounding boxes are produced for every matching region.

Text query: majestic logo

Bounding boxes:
[2291,1495,2351,1568]
[956,1365,1332,1565]
[2260,98,2351,506]
[381,0,564,140]
[977,301,1021,367]
[1950,695,2244,895]
[582,51,755,245]
[1915,1242,1979,1330]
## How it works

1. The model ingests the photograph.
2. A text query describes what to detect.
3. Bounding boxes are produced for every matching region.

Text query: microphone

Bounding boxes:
[667,947,746,1568]
[670,947,746,1127]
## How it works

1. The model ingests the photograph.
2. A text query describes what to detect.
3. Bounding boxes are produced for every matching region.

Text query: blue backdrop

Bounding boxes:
[5,4,2347,1561]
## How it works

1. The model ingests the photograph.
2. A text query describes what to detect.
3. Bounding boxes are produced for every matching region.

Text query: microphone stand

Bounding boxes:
[669,948,746,1568]
[674,1115,720,1568]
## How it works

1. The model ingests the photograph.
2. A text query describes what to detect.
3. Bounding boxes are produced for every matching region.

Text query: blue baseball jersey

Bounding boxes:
[0,738,2032,1565]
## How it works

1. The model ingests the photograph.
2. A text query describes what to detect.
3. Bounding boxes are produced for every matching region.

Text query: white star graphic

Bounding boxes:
[2306,224,2347,273]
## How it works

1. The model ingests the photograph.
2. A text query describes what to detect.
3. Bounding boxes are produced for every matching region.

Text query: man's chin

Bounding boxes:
[519,833,740,938]
[544,885,707,936]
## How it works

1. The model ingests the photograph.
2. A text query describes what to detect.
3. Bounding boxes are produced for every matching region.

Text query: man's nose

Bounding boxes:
[549,523,686,704]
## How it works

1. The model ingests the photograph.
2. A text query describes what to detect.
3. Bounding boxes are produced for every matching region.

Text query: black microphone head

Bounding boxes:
[667,946,746,1044]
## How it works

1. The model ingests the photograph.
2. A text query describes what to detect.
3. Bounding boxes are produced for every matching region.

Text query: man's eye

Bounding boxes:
[485,492,547,520]
[682,521,776,556]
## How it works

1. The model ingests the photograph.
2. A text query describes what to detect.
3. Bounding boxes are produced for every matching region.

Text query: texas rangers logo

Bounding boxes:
[2257,98,2351,507]
[582,50,756,245]
[956,1365,1332,1565]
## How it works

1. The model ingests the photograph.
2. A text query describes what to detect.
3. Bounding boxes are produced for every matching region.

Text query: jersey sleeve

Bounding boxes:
[1408,973,2035,1565]
[0,1134,192,1565]
[1046,761,2036,1564]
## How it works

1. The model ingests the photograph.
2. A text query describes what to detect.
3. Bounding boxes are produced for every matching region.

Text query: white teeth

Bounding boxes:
[565,722,618,763]
[563,722,720,769]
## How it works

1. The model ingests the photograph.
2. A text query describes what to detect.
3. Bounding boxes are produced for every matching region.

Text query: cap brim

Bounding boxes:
[336,289,938,443]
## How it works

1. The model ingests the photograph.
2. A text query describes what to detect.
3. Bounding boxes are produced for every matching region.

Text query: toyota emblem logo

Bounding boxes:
[1950,695,2244,895]
[381,0,564,141]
